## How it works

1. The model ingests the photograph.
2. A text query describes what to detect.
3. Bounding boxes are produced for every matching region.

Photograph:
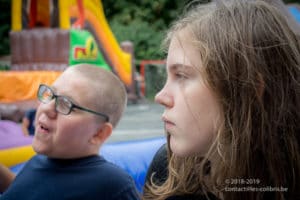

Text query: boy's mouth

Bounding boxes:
[37,121,50,134]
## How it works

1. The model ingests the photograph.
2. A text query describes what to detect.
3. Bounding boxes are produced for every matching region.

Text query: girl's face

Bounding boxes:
[155,31,221,157]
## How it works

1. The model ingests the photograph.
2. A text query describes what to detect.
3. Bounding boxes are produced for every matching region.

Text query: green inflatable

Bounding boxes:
[69,29,111,71]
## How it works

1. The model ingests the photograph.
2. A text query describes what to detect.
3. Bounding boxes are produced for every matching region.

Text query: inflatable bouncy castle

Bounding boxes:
[10,0,133,85]
[0,0,138,122]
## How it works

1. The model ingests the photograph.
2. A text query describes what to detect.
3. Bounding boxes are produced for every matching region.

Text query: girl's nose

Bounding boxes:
[155,86,174,108]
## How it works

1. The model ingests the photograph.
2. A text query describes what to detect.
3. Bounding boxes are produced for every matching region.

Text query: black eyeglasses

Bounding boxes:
[37,84,109,122]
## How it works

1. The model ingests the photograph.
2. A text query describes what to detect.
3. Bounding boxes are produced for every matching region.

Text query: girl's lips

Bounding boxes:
[164,122,175,130]
[162,116,175,129]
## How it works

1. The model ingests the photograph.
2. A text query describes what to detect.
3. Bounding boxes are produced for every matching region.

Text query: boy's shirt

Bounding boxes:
[1,154,140,200]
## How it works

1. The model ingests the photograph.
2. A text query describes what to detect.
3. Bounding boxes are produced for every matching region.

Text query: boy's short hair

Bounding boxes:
[70,64,127,128]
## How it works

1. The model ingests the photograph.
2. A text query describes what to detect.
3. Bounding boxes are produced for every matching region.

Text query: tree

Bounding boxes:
[0,0,11,55]
[102,0,189,60]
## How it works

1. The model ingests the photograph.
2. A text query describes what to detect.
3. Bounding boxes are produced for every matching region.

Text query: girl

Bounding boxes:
[144,0,300,199]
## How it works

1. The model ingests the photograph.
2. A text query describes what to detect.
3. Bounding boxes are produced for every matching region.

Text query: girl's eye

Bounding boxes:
[175,72,187,79]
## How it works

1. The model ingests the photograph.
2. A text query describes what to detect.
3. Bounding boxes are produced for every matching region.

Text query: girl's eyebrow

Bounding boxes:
[169,63,195,73]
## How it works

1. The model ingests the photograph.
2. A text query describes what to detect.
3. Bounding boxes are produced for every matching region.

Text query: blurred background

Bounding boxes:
[0,0,299,191]
[0,0,298,59]
[0,0,299,99]
[0,0,298,119]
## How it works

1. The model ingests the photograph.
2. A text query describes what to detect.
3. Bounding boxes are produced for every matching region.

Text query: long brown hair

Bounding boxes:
[143,0,300,200]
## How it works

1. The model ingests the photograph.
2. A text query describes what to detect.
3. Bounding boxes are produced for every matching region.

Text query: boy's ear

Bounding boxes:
[90,123,113,145]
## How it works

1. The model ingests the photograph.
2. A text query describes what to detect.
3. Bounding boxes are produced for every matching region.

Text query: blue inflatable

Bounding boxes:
[288,6,300,23]
[10,137,166,192]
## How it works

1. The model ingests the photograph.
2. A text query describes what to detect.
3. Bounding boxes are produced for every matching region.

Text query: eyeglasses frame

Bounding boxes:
[37,84,109,122]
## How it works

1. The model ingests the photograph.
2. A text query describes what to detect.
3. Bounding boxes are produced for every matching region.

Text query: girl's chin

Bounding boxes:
[169,136,185,157]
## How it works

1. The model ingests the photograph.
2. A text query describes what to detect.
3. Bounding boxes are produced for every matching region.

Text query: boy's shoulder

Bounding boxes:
[92,156,135,184]
[78,155,140,200]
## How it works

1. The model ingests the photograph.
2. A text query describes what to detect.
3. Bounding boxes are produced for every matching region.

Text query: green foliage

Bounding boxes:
[103,0,189,60]
[0,0,11,55]
[0,64,10,71]
[110,19,165,59]
[285,0,300,3]
[103,0,300,60]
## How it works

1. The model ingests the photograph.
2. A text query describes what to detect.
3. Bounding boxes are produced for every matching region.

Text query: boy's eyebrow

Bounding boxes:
[51,86,78,103]
[50,85,56,91]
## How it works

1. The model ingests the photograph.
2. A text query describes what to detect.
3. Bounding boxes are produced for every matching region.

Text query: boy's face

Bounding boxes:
[33,69,102,158]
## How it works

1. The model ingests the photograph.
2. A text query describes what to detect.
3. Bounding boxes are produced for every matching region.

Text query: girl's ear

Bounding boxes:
[90,123,113,145]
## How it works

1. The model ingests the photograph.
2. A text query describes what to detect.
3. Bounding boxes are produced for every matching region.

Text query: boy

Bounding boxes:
[1,64,140,199]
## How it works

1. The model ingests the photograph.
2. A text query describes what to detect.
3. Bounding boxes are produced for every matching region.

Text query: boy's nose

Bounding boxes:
[38,99,57,118]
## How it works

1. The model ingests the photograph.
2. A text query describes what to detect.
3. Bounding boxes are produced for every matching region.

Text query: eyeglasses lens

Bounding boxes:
[39,86,53,103]
[56,97,72,115]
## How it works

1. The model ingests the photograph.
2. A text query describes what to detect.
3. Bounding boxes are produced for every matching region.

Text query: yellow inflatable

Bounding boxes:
[0,121,36,167]
[0,146,35,167]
